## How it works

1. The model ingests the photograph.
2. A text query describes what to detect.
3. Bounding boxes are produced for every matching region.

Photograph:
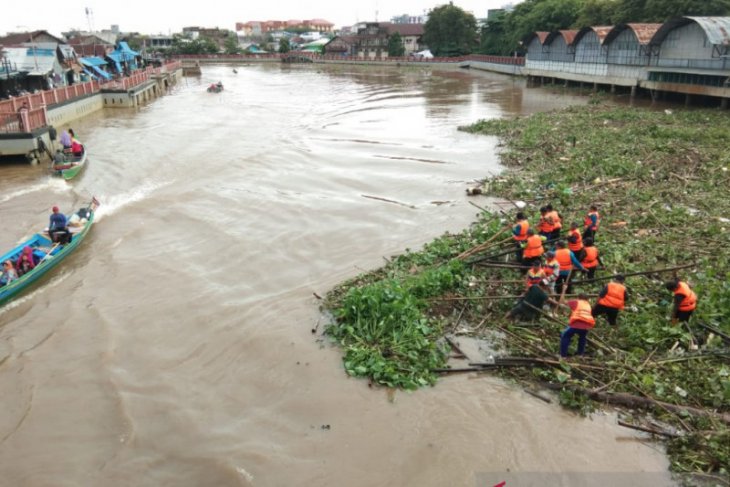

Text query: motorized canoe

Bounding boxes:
[207,83,224,93]
[0,198,99,306]
[52,148,88,181]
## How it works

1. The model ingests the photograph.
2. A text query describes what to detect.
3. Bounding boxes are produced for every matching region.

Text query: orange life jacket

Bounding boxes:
[568,229,583,252]
[555,248,573,272]
[597,282,626,310]
[582,246,599,269]
[569,299,595,328]
[539,214,554,233]
[543,258,559,278]
[548,210,562,230]
[584,211,600,231]
[513,220,529,241]
[523,235,545,258]
[675,281,697,311]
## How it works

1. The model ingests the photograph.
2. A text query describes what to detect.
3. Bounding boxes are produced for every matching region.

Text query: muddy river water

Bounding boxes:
[0,64,674,486]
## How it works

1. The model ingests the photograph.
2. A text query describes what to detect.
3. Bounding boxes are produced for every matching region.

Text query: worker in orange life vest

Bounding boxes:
[593,275,628,326]
[559,293,596,358]
[545,203,562,241]
[554,240,586,295]
[521,228,546,268]
[583,205,600,241]
[666,278,697,324]
[538,206,554,239]
[581,238,601,279]
[566,221,585,262]
[512,212,529,262]
[542,250,560,292]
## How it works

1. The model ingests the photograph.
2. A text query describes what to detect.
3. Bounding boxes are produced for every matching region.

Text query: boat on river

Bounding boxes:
[207,82,224,93]
[52,148,88,181]
[0,198,99,306]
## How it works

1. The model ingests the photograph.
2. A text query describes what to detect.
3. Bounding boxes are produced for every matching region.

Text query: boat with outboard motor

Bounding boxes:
[0,198,99,306]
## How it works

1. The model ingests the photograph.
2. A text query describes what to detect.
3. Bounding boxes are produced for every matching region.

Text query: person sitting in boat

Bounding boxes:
[49,206,71,244]
[71,136,84,157]
[53,149,66,165]
[1,260,18,286]
[15,246,36,276]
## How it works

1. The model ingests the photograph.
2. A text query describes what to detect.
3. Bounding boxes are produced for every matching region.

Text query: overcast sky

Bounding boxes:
[3,0,514,37]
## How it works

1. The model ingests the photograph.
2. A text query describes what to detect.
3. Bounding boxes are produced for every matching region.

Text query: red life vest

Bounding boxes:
[582,246,599,269]
[513,220,529,241]
[584,211,600,231]
[548,210,562,230]
[543,258,559,278]
[523,235,544,258]
[568,229,583,252]
[675,281,697,311]
[526,268,545,288]
[598,282,626,310]
[569,300,596,329]
[555,248,573,272]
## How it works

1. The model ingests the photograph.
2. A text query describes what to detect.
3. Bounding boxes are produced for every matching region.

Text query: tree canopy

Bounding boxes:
[424,2,478,57]
[387,32,405,57]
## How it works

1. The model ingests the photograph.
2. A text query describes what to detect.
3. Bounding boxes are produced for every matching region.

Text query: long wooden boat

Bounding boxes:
[0,199,99,306]
[52,149,88,181]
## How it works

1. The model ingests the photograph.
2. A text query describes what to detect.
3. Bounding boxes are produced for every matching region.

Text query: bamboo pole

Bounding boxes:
[572,263,696,286]
[433,293,599,302]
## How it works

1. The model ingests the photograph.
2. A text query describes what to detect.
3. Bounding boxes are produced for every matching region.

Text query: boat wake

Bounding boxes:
[94,180,170,222]
[0,271,71,317]
[0,178,70,204]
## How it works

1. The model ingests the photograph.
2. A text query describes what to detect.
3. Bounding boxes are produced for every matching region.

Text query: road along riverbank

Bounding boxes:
[323,103,729,484]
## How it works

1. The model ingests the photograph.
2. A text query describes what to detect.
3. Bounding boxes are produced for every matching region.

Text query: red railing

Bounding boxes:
[172,53,524,65]
[0,61,181,133]
[0,107,47,133]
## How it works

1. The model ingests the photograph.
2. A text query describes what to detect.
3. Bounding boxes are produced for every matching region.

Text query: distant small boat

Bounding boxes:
[207,83,224,93]
[0,198,99,306]
[52,148,88,180]
[233,69,238,74]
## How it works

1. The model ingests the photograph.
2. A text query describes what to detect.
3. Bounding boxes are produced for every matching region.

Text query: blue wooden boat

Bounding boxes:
[0,199,99,306]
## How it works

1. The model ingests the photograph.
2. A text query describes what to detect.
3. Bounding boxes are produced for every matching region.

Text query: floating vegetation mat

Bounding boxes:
[323,104,730,482]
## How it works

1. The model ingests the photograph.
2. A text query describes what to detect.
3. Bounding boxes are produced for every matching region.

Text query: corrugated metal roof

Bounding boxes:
[573,26,614,46]
[522,31,550,46]
[687,16,730,46]
[545,30,578,46]
[603,23,662,46]
[2,46,57,75]
[651,16,730,46]
[625,24,662,44]
[79,56,108,66]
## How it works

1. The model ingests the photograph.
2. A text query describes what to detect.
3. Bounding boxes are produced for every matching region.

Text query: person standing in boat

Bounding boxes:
[49,206,71,244]
[59,130,72,150]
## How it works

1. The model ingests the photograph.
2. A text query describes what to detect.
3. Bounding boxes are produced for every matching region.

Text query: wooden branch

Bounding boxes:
[617,420,680,438]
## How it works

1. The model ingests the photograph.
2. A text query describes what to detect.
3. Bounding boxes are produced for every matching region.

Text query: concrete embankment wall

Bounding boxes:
[0,68,183,160]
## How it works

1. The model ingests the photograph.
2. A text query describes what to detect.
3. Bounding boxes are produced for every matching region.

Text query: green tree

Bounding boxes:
[423,2,478,57]
[574,0,619,27]
[616,0,730,22]
[387,32,405,57]
[278,38,291,53]
[479,10,509,55]
[224,35,241,54]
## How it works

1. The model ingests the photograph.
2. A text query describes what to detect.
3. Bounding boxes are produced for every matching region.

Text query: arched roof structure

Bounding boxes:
[650,17,730,46]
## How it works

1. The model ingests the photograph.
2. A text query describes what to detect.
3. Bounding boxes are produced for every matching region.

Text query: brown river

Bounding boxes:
[0,64,674,486]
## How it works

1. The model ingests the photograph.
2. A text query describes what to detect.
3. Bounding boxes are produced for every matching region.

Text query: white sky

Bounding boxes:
[3,0,513,37]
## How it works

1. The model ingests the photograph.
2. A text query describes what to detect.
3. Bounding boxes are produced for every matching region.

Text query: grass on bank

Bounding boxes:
[323,103,730,479]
